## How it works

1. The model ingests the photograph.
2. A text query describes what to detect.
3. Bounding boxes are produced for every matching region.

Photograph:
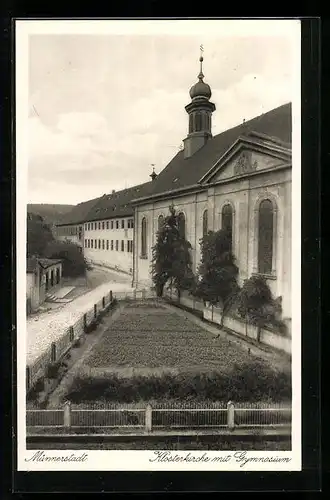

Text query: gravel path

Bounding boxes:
[26,272,132,365]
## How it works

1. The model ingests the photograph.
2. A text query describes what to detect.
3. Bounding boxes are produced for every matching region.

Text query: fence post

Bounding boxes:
[51,342,56,363]
[94,303,97,318]
[227,401,235,430]
[69,326,74,342]
[145,404,152,432]
[63,401,71,428]
[102,296,105,309]
[109,290,113,303]
[26,366,31,392]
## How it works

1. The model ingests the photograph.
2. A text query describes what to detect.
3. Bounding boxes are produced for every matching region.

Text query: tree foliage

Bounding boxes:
[44,239,90,278]
[237,275,284,333]
[27,212,54,257]
[193,229,239,322]
[151,205,194,297]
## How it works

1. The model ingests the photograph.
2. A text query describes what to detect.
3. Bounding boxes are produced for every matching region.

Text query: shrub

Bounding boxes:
[64,362,291,404]
[45,361,64,379]
[237,275,286,335]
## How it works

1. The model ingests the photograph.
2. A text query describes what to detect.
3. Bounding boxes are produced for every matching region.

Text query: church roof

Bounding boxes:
[132,102,292,203]
[56,196,102,226]
[84,182,152,222]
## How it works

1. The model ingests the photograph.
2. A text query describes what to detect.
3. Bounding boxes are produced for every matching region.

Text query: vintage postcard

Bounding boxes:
[16,19,301,472]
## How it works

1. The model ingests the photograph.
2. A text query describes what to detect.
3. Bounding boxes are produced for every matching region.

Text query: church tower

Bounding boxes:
[183,49,216,159]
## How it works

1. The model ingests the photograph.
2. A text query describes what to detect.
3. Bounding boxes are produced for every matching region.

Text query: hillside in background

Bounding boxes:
[27,204,74,227]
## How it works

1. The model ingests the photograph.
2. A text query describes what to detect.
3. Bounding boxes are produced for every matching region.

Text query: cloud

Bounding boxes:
[27,32,295,203]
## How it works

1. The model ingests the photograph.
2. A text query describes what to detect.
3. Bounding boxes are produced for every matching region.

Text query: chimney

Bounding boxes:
[111,190,115,194]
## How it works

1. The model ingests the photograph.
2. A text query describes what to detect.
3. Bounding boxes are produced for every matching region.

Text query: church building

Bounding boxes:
[131,54,292,330]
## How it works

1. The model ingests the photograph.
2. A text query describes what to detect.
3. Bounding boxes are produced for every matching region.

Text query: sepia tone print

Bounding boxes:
[18,19,301,471]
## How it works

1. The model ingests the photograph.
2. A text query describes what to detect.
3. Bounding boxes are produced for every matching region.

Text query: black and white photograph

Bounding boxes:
[16,19,301,471]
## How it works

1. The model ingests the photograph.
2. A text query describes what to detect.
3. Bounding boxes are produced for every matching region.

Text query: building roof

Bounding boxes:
[84,182,152,222]
[56,196,102,226]
[132,102,292,203]
[38,258,62,269]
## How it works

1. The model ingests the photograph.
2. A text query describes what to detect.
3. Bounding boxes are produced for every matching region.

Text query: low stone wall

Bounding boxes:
[163,289,291,355]
[203,304,291,355]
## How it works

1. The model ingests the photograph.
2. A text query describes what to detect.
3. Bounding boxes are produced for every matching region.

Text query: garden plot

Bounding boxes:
[84,302,266,371]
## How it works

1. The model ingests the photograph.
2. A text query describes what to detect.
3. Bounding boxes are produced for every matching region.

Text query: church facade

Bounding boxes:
[131,56,292,328]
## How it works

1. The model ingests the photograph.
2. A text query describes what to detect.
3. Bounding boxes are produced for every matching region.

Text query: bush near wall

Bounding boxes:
[64,361,291,404]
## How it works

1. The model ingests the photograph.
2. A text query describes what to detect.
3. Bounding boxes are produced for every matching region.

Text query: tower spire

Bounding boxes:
[198,44,204,80]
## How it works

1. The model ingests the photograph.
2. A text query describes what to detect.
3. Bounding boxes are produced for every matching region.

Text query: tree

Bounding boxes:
[193,229,239,325]
[27,212,54,257]
[151,205,194,298]
[236,275,285,340]
[44,239,90,278]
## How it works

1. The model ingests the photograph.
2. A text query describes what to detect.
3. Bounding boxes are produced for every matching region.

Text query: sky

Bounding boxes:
[25,20,299,205]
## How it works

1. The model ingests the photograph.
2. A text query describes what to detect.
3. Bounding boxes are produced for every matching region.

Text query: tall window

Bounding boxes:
[222,204,233,248]
[158,215,164,232]
[115,240,119,251]
[141,217,147,257]
[189,114,193,133]
[178,212,186,239]
[258,199,274,275]
[116,221,119,229]
[102,240,105,250]
[98,239,101,249]
[98,222,101,230]
[121,220,125,229]
[202,209,208,237]
[94,239,97,248]
[106,221,109,230]
[106,240,109,250]
[121,240,124,251]
[102,222,105,230]
[111,240,113,250]
[195,112,202,132]
[111,221,114,229]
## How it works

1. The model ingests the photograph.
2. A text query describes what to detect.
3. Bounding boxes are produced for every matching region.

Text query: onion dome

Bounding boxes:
[189,56,212,100]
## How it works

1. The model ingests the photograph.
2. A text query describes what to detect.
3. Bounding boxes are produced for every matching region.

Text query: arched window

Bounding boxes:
[202,209,208,237]
[177,212,186,239]
[222,204,233,248]
[258,199,274,274]
[158,215,164,232]
[141,217,147,257]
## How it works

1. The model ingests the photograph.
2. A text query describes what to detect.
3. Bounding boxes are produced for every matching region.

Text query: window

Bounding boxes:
[102,240,105,250]
[131,219,134,229]
[106,221,109,230]
[98,239,101,249]
[111,240,114,250]
[111,221,114,229]
[141,217,147,257]
[106,240,109,250]
[178,212,186,239]
[195,112,202,132]
[158,215,164,232]
[121,240,124,251]
[116,221,119,229]
[189,114,193,133]
[121,220,125,229]
[97,222,100,230]
[94,239,97,248]
[115,240,119,251]
[202,209,208,237]
[91,239,94,248]
[258,199,274,275]
[84,239,87,247]
[102,222,105,230]
[127,240,130,252]
[222,204,233,248]
[85,224,87,230]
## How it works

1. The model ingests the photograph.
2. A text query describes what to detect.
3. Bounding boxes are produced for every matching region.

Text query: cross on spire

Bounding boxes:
[198,44,204,80]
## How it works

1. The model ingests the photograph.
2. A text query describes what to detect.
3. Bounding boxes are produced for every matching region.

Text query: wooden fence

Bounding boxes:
[26,401,291,434]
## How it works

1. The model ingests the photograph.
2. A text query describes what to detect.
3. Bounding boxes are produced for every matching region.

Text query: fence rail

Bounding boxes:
[26,402,291,433]
[26,288,157,392]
